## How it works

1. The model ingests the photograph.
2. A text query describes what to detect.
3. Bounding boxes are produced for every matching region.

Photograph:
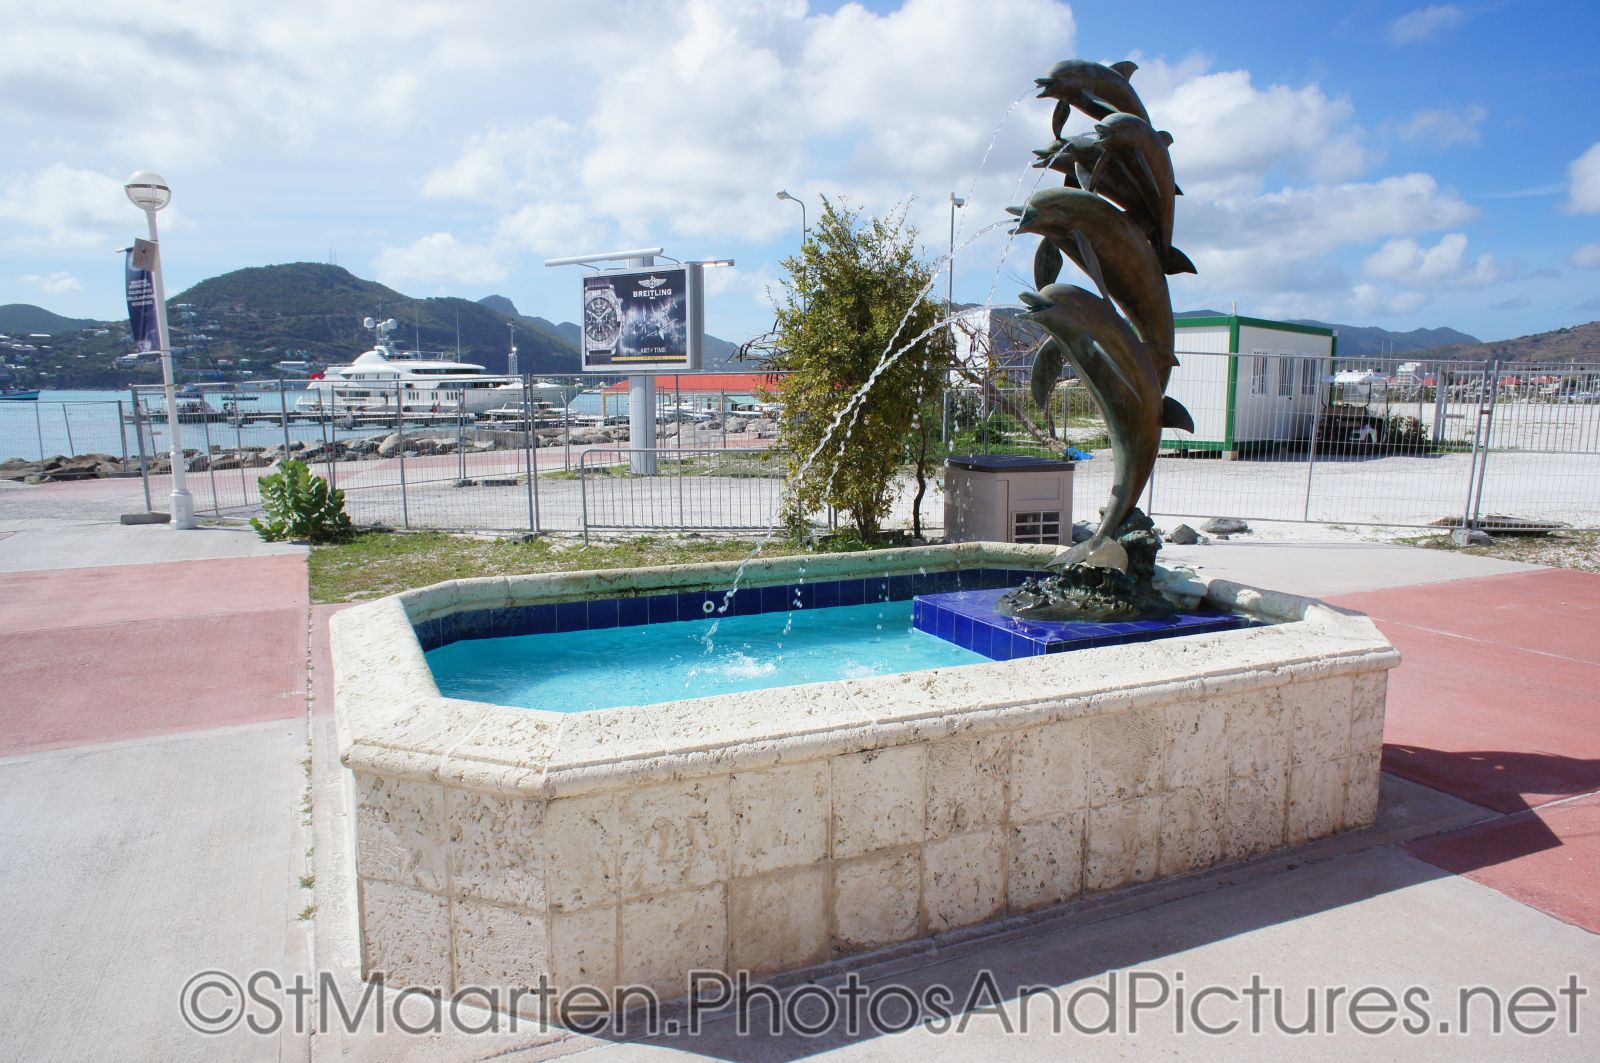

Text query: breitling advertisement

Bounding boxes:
[581,266,701,371]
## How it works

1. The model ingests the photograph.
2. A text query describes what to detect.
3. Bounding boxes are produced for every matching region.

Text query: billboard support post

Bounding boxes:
[627,252,658,474]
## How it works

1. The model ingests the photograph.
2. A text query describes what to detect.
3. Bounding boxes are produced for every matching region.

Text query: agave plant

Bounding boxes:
[251,458,355,544]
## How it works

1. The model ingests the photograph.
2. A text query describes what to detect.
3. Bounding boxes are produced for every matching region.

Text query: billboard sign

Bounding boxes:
[581,265,703,372]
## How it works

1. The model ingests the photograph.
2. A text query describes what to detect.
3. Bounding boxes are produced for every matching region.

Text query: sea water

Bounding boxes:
[426,601,987,713]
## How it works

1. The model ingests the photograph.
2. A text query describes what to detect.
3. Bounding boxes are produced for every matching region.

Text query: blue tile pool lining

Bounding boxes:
[415,567,1256,663]
[413,568,1038,652]
[912,588,1258,662]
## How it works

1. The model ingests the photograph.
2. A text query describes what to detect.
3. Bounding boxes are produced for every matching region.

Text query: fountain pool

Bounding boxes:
[332,542,1395,1010]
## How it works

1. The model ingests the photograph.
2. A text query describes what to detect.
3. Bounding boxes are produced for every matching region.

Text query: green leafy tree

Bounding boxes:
[769,198,948,540]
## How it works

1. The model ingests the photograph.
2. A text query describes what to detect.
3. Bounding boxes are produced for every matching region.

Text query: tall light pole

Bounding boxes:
[776,190,808,312]
[125,170,195,529]
[947,193,966,315]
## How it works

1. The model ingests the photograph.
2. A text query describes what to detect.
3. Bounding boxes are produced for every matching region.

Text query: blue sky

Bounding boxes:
[3,0,1598,345]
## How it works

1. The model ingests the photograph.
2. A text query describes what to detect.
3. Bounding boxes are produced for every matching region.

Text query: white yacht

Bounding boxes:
[298,317,519,415]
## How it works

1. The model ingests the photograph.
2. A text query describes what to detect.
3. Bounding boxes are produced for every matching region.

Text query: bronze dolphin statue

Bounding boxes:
[1008,186,1185,387]
[1032,134,1184,261]
[1035,59,1147,139]
[1087,112,1185,261]
[1020,285,1192,572]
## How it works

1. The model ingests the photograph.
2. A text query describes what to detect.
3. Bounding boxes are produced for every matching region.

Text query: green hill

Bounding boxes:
[0,304,98,335]
[174,263,578,374]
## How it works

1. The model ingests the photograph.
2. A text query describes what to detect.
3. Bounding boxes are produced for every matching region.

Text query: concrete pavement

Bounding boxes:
[0,472,1594,1061]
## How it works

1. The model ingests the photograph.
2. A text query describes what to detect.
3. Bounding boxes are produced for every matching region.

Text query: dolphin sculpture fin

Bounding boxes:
[1160,244,1198,276]
[1031,338,1064,408]
[1173,183,1183,196]
[1161,396,1195,433]
[1081,91,1122,117]
[1069,230,1112,304]
[1033,239,1064,290]
[1055,535,1131,573]
[1159,129,1174,146]
[1074,160,1097,190]
[1111,60,1139,79]
[1051,98,1072,138]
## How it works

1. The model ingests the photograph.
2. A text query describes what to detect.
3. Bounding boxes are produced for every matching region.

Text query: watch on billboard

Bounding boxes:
[581,265,703,372]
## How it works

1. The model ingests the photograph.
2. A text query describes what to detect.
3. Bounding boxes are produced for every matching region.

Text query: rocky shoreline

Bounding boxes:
[0,416,780,484]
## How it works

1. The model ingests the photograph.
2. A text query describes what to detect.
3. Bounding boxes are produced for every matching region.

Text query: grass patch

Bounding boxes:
[1398,529,1600,572]
[309,529,862,603]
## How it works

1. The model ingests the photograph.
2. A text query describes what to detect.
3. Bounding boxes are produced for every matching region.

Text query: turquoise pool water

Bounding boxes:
[426,601,988,712]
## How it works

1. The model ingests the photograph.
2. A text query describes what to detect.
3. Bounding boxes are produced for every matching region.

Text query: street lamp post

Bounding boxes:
[947,193,966,315]
[776,190,808,311]
[124,169,195,529]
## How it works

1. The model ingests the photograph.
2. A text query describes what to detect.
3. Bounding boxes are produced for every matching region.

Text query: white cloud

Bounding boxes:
[1388,5,1466,45]
[1394,105,1487,148]
[0,165,129,248]
[1570,244,1600,269]
[1362,233,1499,287]
[421,121,578,207]
[1564,143,1600,214]
[22,271,84,294]
[373,232,507,287]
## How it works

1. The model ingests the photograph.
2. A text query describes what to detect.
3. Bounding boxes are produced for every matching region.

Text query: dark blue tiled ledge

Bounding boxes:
[413,567,1041,652]
[912,587,1255,661]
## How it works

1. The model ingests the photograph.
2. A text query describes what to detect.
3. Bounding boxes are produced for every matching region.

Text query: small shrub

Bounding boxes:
[251,459,355,543]
[1386,414,1427,450]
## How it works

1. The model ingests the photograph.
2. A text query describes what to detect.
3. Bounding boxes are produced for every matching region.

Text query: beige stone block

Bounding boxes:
[360,879,451,992]
[619,885,727,998]
[1287,757,1346,845]
[1350,670,1388,755]
[447,789,546,910]
[1008,812,1084,912]
[1085,795,1160,892]
[550,908,617,1002]
[544,793,618,913]
[1009,719,1089,823]
[1225,690,1288,780]
[730,761,828,876]
[833,849,921,953]
[926,732,1010,839]
[1224,767,1287,861]
[1343,751,1382,830]
[831,745,926,858]
[1162,699,1230,791]
[618,778,730,898]
[923,828,1005,932]
[730,867,828,975]
[1159,783,1225,877]
[354,772,448,893]
[1089,711,1162,806]
[452,899,550,999]
[1286,677,1354,765]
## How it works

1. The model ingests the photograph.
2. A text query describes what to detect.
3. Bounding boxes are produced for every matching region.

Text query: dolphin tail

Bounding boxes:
[1160,244,1198,275]
[1033,239,1064,290]
[1111,60,1139,79]
[1050,535,1131,573]
[1031,338,1064,408]
[1162,396,1195,433]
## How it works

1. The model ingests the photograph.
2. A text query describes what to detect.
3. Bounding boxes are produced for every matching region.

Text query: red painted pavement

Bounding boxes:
[1328,570,1600,814]
[310,602,356,717]
[0,555,309,756]
[1405,795,1600,934]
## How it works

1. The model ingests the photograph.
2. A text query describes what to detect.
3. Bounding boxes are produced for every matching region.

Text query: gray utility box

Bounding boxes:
[944,454,1074,545]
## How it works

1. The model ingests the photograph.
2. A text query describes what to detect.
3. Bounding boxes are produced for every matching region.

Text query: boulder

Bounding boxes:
[378,432,404,458]
[1166,523,1201,546]
[1451,527,1492,547]
[1201,516,1250,535]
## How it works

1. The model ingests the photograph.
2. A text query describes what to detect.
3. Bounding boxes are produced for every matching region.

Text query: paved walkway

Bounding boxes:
[0,477,1594,1060]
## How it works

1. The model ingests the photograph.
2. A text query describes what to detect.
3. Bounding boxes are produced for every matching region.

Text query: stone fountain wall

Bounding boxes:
[332,543,1394,1011]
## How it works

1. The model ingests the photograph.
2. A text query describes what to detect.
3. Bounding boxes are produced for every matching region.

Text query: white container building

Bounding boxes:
[1162,315,1337,457]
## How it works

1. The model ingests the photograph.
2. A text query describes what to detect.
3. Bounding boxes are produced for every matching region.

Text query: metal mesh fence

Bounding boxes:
[7,357,1598,536]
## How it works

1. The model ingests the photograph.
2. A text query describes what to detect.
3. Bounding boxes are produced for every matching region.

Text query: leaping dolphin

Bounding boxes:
[1035,59,1148,139]
[1008,187,1185,388]
[1020,285,1192,572]
[1087,113,1184,260]
[1032,135,1184,260]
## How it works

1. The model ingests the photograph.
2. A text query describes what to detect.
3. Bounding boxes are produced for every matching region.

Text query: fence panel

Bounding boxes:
[1471,362,1600,530]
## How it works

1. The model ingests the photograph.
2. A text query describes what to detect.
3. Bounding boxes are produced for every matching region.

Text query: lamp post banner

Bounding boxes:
[125,247,159,353]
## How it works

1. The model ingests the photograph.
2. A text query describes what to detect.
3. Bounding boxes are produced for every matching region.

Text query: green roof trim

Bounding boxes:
[1174,314,1336,338]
